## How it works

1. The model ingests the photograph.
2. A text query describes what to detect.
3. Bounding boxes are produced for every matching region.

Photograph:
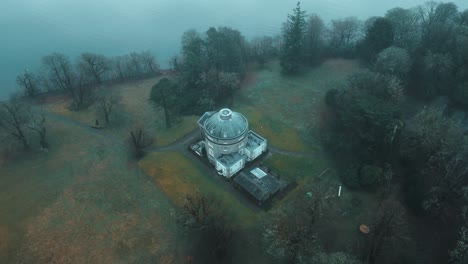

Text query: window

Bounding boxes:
[208,148,214,157]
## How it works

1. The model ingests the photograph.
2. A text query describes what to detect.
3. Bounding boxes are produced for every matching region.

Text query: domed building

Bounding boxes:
[196,108,267,177]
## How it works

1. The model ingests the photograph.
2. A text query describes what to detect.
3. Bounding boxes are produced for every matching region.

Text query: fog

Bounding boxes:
[1,0,467,99]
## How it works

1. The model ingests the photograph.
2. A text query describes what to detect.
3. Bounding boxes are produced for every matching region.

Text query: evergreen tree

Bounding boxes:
[360,17,394,62]
[150,78,181,129]
[280,2,307,74]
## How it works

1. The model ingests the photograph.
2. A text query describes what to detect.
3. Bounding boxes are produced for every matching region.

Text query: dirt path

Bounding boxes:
[46,113,126,145]
[268,145,316,157]
[46,112,316,157]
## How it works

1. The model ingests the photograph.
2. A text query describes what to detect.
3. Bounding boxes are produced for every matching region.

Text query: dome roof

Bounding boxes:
[203,108,248,139]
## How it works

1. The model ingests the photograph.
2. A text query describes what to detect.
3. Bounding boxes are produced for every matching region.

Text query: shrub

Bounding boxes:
[452,82,468,106]
[359,165,384,190]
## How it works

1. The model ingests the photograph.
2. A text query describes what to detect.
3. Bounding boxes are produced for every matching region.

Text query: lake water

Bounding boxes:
[1,0,467,99]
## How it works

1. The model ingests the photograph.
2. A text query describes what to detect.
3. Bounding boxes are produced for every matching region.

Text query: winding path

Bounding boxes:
[46,112,316,157]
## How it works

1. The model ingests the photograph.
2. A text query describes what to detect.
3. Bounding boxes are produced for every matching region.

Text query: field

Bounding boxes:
[234,59,360,152]
[44,59,360,152]
[139,152,259,227]
[1,58,367,263]
[46,77,198,147]
[0,120,176,263]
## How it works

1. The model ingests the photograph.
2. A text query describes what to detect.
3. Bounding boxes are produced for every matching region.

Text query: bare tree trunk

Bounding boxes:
[129,127,153,158]
[160,89,171,129]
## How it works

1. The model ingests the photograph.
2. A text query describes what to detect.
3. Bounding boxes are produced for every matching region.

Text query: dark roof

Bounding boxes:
[234,168,287,203]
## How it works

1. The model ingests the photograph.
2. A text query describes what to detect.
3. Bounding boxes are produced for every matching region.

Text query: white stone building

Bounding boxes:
[197,108,267,178]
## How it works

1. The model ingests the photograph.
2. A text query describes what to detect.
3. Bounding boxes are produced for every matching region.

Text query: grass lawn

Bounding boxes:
[264,153,331,183]
[235,59,361,152]
[0,120,176,263]
[45,77,198,147]
[43,59,360,151]
[156,116,198,146]
[139,152,259,228]
[236,103,312,152]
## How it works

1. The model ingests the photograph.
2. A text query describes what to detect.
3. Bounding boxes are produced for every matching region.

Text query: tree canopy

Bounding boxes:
[280,2,307,74]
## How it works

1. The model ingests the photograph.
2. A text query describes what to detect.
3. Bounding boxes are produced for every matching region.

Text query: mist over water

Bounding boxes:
[1,0,467,100]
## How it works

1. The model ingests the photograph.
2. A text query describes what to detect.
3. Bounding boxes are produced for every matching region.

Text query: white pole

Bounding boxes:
[338,185,342,197]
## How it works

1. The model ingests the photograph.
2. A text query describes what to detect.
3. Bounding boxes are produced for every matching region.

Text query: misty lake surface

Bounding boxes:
[1,0,467,99]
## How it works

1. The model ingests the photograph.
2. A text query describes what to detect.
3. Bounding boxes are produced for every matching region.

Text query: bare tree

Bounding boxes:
[113,56,127,80]
[263,183,334,263]
[169,55,181,72]
[385,7,421,51]
[450,226,468,264]
[423,154,468,219]
[367,199,407,264]
[411,107,464,157]
[418,1,458,38]
[305,14,325,63]
[405,107,468,220]
[180,191,216,227]
[95,91,121,126]
[264,214,315,263]
[129,126,153,158]
[77,53,111,84]
[28,112,48,149]
[129,52,143,77]
[179,191,233,261]
[16,70,40,97]
[140,50,159,73]
[327,17,361,49]
[72,72,93,109]
[251,36,277,66]
[42,53,75,95]
[0,98,31,149]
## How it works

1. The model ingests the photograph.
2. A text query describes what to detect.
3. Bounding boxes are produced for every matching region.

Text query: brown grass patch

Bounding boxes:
[241,70,257,88]
[0,226,9,255]
[321,58,360,73]
[139,152,259,227]
[19,172,172,263]
[139,152,203,205]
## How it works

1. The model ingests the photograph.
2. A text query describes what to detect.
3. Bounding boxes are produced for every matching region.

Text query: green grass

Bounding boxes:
[264,153,330,183]
[155,116,198,146]
[236,103,310,152]
[234,59,361,152]
[45,77,197,147]
[43,59,361,151]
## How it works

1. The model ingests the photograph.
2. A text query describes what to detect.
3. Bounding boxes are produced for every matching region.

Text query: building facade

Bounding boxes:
[197,108,267,178]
